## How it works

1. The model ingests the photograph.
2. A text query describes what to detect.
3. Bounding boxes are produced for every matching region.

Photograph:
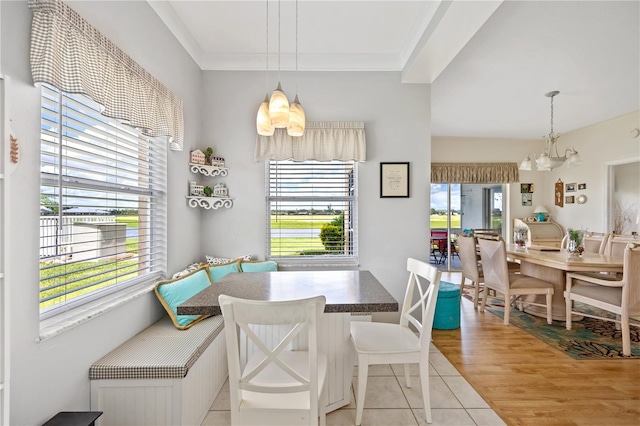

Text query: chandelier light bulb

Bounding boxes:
[287,95,305,137]
[269,82,290,128]
[257,94,275,136]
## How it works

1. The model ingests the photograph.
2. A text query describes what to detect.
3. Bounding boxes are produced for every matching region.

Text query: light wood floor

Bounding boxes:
[432,272,640,426]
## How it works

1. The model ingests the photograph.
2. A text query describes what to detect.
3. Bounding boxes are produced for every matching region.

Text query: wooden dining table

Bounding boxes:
[177,269,398,412]
[505,244,623,321]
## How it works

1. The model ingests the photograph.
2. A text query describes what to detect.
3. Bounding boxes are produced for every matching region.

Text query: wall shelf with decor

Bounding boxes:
[186,196,234,210]
[189,163,228,177]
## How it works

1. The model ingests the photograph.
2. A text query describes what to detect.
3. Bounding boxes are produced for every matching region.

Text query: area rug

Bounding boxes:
[456,283,640,359]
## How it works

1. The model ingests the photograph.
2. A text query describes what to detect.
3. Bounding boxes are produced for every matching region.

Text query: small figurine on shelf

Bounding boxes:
[213,183,228,197]
[203,186,213,197]
[210,156,225,168]
[203,147,213,164]
[189,181,204,196]
[190,149,205,165]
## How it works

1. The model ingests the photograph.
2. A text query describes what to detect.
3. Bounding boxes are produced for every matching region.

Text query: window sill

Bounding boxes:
[38,281,156,342]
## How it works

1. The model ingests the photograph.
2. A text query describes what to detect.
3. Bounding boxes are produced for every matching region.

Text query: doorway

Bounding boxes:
[430,183,505,271]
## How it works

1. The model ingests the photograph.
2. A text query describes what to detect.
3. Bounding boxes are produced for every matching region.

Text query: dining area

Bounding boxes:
[457,230,640,356]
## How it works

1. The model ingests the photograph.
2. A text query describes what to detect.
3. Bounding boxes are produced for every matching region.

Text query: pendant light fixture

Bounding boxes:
[268,0,289,128]
[287,0,305,137]
[256,0,275,136]
[519,91,582,171]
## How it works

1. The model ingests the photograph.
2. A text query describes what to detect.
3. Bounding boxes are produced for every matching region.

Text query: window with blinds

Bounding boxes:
[39,84,167,317]
[267,160,358,263]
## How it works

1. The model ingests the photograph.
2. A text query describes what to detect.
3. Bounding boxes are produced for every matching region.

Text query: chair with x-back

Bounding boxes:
[350,258,441,425]
[219,294,328,426]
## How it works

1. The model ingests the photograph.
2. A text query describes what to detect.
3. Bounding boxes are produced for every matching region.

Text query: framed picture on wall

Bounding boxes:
[578,183,587,190]
[380,162,410,198]
[520,183,534,193]
[522,193,532,206]
[555,179,564,207]
[565,195,575,204]
[566,183,577,192]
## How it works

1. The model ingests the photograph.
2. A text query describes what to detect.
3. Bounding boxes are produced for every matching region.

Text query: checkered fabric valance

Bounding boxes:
[28,0,184,151]
[431,162,520,183]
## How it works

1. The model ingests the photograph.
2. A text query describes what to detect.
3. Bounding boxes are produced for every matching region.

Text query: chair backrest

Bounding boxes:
[400,258,441,354]
[606,235,639,258]
[622,243,640,310]
[477,237,510,294]
[582,232,610,254]
[219,294,326,418]
[457,234,481,282]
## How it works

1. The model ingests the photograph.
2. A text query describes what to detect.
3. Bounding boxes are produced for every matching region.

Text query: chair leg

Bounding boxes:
[319,383,327,426]
[622,316,631,356]
[480,287,488,312]
[419,360,432,424]
[503,294,510,325]
[545,292,552,325]
[473,281,479,309]
[565,295,572,330]
[403,363,411,388]
[355,355,368,426]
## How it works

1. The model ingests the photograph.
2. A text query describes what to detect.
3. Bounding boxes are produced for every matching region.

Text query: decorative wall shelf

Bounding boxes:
[186,196,234,210]
[189,163,228,177]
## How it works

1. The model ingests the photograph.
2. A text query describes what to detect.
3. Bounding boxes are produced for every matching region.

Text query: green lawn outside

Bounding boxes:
[270,214,338,229]
[116,215,139,228]
[270,237,325,256]
[430,214,461,229]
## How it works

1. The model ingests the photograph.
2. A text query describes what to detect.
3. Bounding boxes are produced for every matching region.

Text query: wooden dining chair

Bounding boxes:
[478,237,554,325]
[605,235,639,258]
[457,234,484,308]
[219,294,328,426]
[565,242,640,356]
[350,258,441,425]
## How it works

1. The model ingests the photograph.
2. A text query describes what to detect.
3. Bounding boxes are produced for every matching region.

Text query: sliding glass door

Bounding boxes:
[430,183,505,271]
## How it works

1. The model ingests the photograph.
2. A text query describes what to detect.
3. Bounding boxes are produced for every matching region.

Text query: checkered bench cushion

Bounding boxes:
[89,315,224,380]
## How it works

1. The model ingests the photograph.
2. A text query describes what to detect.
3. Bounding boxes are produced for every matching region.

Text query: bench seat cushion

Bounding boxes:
[89,315,224,380]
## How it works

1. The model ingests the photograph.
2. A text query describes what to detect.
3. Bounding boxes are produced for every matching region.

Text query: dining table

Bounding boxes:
[505,244,623,321]
[177,269,399,412]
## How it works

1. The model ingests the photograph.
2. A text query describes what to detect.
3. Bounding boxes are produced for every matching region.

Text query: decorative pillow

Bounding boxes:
[205,254,252,265]
[154,267,212,329]
[240,260,278,273]
[171,262,202,279]
[208,261,241,282]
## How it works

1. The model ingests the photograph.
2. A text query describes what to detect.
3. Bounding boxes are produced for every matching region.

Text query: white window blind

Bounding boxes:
[267,160,358,263]
[39,84,167,317]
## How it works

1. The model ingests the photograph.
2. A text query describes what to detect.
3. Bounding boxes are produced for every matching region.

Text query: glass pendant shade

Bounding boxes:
[256,94,275,136]
[566,150,582,167]
[269,82,290,128]
[287,95,305,137]
[519,157,532,171]
[536,153,552,171]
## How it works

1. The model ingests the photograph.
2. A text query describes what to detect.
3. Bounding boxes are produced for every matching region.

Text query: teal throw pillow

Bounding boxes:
[155,268,212,329]
[208,261,240,282]
[240,261,278,273]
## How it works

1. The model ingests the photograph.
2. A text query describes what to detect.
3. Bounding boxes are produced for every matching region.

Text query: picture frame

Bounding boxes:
[521,193,532,206]
[578,183,586,190]
[555,179,564,207]
[565,195,575,204]
[520,183,534,193]
[565,183,576,192]
[380,162,410,198]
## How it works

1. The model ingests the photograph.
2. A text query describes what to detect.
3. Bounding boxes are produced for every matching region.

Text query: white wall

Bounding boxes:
[200,70,431,309]
[0,2,203,424]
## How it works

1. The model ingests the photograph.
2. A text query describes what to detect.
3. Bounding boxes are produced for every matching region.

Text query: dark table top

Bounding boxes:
[177,270,399,316]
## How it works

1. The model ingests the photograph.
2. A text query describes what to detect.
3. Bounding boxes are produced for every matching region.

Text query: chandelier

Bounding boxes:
[519,91,582,171]
[256,0,305,137]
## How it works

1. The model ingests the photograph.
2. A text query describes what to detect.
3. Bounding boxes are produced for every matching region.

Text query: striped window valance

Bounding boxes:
[28,0,184,151]
[255,122,366,162]
[431,163,520,183]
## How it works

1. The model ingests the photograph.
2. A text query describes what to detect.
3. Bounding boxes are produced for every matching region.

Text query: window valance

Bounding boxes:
[28,0,184,150]
[431,163,520,183]
[254,121,366,162]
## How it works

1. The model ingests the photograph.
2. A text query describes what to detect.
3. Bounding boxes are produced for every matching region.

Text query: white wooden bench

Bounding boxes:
[89,315,227,426]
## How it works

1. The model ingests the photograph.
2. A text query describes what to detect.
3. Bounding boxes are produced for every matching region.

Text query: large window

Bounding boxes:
[267,160,358,263]
[39,84,167,317]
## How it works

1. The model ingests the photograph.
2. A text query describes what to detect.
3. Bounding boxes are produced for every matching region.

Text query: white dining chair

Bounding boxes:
[478,237,554,325]
[458,234,484,308]
[350,258,441,425]
[219,294,328,426]
[565,242,640,356]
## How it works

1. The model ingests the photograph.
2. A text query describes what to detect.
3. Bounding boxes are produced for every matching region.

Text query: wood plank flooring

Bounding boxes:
[432,272,640,426]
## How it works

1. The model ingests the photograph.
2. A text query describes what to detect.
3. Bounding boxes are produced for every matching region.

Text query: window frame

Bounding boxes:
[39,84,168,321]
[265,160,359,267]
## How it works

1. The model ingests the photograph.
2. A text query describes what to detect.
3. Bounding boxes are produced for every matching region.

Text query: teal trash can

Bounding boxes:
[433,282,461,330]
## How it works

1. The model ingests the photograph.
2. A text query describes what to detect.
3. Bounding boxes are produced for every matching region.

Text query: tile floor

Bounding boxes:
[201,342,505,426]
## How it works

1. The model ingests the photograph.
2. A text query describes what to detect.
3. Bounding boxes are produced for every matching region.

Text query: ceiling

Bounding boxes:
[149,0,640,139]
